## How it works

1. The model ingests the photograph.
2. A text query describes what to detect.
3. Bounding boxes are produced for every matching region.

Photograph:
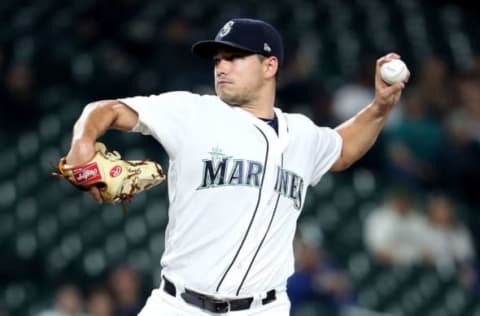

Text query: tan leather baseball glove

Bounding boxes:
[52,142,166,208]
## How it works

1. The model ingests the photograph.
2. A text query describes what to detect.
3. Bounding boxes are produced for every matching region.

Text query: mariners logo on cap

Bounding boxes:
[218,20,234,37]
[264,43,271,52]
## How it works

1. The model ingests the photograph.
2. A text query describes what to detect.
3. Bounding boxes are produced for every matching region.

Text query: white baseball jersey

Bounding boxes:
[119,91,342,297]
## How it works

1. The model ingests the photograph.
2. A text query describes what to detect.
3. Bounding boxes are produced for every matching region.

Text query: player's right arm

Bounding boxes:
[66,100,138,165]
[65,100,138,202]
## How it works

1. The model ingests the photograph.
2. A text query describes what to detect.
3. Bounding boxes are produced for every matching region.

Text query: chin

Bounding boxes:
[217,90,248,106]
[219,96,238,106]
[217,93,236,105]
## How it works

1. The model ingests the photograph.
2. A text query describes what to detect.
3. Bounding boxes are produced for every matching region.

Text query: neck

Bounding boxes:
[240,84,276,119]
[240,104,275,119]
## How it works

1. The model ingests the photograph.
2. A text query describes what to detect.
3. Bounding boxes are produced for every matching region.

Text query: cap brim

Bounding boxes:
[191,40,258,60]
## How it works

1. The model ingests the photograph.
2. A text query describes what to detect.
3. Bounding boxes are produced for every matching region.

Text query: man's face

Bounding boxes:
[213,49,265,106]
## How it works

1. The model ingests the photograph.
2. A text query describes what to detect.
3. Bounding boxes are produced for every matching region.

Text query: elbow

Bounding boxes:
[76,101,104,123]
[82,100,117,114]
[330,138,374,172]
[77,100,117,122]
[72,100,118,141]
[330,155,354,172]
[73,102,101,131]
[330,143,365,171]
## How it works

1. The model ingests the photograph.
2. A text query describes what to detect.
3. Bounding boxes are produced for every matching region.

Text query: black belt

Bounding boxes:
[162,276,276,313]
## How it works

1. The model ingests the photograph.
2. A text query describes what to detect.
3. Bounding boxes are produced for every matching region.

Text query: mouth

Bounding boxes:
[216,79,232,86]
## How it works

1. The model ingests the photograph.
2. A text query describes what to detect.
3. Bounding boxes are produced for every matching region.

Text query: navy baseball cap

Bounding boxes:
[192,18,284,66]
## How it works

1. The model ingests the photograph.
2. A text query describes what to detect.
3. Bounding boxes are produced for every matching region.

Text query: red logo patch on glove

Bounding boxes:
[110,165,122,177]
[73,162,101,185]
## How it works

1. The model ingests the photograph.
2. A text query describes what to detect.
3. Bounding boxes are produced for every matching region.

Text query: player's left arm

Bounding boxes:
[330,53,407,172]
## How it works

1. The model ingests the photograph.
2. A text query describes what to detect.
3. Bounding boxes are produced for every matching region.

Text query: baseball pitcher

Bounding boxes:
[60,18,407,315]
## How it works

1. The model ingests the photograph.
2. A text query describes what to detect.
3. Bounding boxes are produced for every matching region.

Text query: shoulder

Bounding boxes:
[282,112,315,126]
[125,91,221,105]
[155,91,220,103]
[282,112,316,135]
[282,111,340,141]
[282,111,336,131]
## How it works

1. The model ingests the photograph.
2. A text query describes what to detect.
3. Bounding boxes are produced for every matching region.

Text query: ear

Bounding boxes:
[263,56,279,79]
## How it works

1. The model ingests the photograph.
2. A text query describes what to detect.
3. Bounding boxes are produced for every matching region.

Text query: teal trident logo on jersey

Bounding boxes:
[198,147,304,210]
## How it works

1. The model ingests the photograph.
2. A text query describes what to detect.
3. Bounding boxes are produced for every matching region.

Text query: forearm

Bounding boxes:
[329,53,406,171]
[67,100,137,165]
[72,100,137,142]
[72,101,118,144]
[333,101,388,170]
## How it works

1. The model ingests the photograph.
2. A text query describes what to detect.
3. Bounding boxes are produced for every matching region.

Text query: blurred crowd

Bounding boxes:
[35,265,145,316]
[288,223,357,316]
[364,188,479,296]
[275,39,480,316]
[1,2,479,206]
[280,52,480,209]
[288,188,479,316]
[283,48,480,314]
[2,4,479,208]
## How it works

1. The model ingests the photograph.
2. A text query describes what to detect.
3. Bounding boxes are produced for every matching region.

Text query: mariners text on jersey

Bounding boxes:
[197,157,304,210]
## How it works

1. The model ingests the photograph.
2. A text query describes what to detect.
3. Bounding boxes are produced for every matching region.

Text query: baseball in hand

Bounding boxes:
[380,59,409,85]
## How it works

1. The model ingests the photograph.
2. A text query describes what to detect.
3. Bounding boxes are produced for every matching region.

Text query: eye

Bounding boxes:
[229,53,246,61]
[226,54,242,61]
[213,53,246,65]
[213,56,234,65]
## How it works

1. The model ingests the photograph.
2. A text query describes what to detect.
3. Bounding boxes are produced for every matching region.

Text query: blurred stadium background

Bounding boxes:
[1,0,479,315]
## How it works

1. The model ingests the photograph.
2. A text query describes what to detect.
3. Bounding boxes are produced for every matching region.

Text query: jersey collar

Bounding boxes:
[233,106,289,154]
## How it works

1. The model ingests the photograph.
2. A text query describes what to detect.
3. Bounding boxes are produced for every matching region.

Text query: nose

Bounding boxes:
[215,58,231,76]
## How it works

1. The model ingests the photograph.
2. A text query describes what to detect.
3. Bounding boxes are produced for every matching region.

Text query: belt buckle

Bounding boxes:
[212,299,230,313]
